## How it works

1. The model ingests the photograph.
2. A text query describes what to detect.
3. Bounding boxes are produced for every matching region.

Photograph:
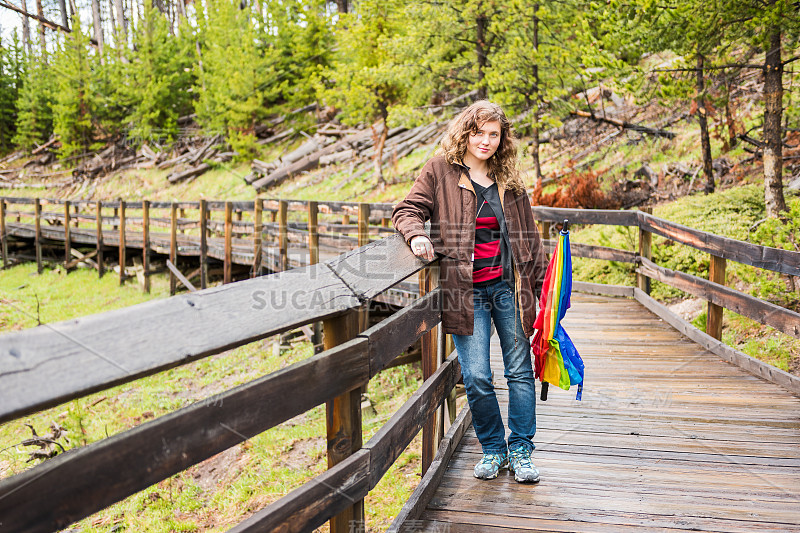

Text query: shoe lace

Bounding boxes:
[509,448,532,469]
[480,453,504,466]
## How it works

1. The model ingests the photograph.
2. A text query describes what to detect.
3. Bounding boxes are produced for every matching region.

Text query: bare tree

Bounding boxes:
[20,0,33,56]
[92,0,105,56]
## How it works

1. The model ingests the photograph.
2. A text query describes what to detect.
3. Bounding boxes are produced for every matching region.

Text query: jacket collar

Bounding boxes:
[454,159,506,210]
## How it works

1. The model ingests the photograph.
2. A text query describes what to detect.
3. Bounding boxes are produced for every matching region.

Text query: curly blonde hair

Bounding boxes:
[439,100,525,194]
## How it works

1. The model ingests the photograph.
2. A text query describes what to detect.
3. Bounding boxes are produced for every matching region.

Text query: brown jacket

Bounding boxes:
[392,156,548,337]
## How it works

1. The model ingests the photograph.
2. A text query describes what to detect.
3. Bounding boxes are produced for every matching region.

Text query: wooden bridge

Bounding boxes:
[0,199,799,532]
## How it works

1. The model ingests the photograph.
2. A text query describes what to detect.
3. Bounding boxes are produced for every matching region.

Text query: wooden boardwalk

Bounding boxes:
[401,293,800,532]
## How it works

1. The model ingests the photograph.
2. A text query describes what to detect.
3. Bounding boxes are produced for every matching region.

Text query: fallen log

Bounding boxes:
[167,163,212,184]
[571,110,676,139]
[252,128,373,190]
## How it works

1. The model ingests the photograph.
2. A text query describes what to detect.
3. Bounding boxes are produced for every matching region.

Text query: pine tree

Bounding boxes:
[13,51,55,150]
[195,0,270,158]
[319,0,409,184]
[123,4,194,143]
[53,16,97,158]
[0,31,25,152]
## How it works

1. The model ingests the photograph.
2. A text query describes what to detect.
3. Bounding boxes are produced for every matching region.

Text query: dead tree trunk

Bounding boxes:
[58,0,68,29]
[476,14,487,100]
[763,24,787,217]
[114,0,127,43]
[20,0,33,57]
[92,0,105,58]
[35,0,46,59]
[531,3,542,188]
[372,110,388,186]
[696,52,715,194]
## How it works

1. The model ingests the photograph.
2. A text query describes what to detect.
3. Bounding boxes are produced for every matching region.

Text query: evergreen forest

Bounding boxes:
[0,0,798,216]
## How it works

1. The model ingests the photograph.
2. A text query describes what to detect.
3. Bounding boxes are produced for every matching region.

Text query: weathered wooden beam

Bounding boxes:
[63,200,71,266]
[1,198,8,268]
[170,202,177,295]
[199,199,208,289]
[95,201,104,278]
[0,339,369,533]
[638,212,800,276]
[34,198,42,273]
[532,206,639,226]
[224,201,232,284]
[118,200,126,285]
[637,257,800,339]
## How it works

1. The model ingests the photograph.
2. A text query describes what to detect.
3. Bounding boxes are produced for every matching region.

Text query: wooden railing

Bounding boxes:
[0,196,395,294]
[533,206,800,394]
[0,234,457,533]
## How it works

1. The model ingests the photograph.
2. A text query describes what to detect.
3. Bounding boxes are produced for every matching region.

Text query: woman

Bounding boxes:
[392,101,547,483]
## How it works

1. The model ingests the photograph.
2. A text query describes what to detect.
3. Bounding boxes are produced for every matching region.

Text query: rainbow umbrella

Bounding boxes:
[531,220,584,401]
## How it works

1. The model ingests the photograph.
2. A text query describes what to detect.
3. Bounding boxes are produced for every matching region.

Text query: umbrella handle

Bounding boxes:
[562,219,569,233]
[540,381,549,401]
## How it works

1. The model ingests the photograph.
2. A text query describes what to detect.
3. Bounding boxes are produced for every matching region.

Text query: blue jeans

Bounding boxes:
[453,279,536,455]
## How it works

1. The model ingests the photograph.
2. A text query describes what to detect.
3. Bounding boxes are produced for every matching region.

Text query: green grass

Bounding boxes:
[0,262,425,532]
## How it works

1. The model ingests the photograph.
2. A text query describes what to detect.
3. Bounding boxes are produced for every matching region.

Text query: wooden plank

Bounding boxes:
[532,206,639,226]
[0,339,369,533]
[365,354,461,489]
[0,262,360,423]
[707,253,726,340]
[638,212,800,276]
[227,449,370,533]
[388,406,473,532]
[326,233,430,300]
[362,289,440,376]
[633,288,800,395]
[637,257,800,339]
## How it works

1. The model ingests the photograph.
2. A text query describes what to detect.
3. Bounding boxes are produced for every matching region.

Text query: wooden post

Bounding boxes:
[278,200,288,271]
[358,203,370,248]
[170,202,177,295]
[0,199,7,269]
[308,201,322,353]
[179,207,185,234]
[252,199,263,278]
[34,198,42,273]
[142,200,151,294]
[224,201,233,284]
[118,200,126,285]
[324,310,364,533]
[637,207,652,294]
[308,201,319,266]
[72,203,79,228]
[342,213,350,226]
[199,199,208,290]
[63,201,71,267]
[381,217,390,228]
[707,255,727,340]
[419,265,442,476]
[96,201,104,278]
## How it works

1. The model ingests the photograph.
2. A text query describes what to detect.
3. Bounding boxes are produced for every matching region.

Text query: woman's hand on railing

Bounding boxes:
[410,235,435,261]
